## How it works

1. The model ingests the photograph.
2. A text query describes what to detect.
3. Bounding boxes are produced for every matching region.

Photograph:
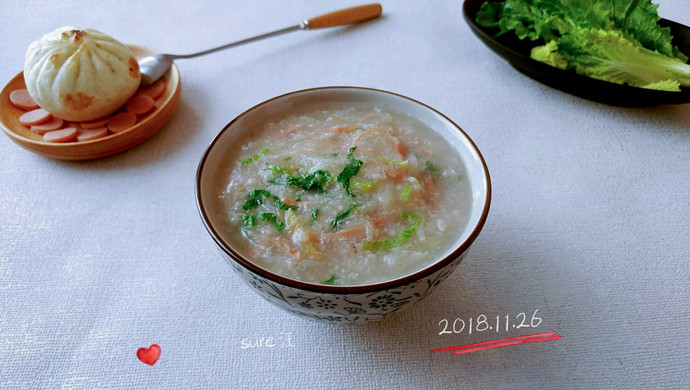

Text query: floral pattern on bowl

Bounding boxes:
[220,248,468,323]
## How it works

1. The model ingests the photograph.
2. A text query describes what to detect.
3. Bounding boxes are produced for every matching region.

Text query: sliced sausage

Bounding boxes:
[30,118,64,134]
[19,108,52,126]
[9,89,39,110]
[43,127,77,143]
[107,112,137,133]
[81,117,110,129]
[126,95,155,115]
[139,80,166,99]
[77,127,109,141]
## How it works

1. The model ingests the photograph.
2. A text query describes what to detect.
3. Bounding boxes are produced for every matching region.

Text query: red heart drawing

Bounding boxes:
[136,344,161,366]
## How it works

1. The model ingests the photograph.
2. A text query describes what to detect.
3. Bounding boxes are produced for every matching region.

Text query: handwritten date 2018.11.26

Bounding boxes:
[438,310,542,335]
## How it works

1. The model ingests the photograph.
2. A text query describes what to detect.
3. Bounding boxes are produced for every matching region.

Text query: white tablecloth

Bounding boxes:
[1,1,688,388]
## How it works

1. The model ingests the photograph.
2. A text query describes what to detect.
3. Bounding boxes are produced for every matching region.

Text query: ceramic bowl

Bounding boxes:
[196,87,491,323]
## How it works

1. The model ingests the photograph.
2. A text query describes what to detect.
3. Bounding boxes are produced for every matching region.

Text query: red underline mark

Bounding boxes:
[431,331,561,355]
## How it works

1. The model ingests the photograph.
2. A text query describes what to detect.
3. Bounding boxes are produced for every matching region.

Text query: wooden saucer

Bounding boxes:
[0,45,181,160]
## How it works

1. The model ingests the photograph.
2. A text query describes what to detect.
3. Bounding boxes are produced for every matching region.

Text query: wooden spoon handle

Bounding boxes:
[307,3,382,29]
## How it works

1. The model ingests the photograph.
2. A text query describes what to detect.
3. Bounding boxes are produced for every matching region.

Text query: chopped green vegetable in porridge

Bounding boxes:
[241,148,269,165]
[264,164,297,176]
[336,147,363,197]
[351,179,377,192]
[399,185,413,202]
[378,155,408,167]
[363,212,421,252]
[242,189,298,211]
[218,103,472,285]
[423,160,440,177]
[330,204,358,229]
[322,275,338,285]
[257,212,285,232]
[270,169,331,192]
[242,214,257,228]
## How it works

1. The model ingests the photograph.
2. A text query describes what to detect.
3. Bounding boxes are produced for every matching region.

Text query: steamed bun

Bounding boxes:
[24,26,141,122]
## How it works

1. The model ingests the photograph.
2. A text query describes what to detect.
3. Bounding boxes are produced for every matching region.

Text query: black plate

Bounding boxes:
[463,0,690,106]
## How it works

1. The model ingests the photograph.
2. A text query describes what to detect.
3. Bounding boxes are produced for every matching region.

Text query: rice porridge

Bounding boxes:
[214,102,472,285]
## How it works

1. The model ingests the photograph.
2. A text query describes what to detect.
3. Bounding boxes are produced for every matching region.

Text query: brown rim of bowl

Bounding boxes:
[195,86,491,294]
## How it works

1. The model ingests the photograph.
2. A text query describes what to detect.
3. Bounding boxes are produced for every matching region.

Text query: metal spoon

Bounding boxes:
[138,3,382,85]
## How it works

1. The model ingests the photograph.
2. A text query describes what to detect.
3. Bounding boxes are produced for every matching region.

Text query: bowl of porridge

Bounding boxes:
[196,87,491,323]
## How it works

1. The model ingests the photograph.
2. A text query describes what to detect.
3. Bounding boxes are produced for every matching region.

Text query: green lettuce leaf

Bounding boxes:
[476,0,690,91]
[530,40,568,69]
[609,0,687,61]
[641,79,681,91]
[555,28,690,90]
